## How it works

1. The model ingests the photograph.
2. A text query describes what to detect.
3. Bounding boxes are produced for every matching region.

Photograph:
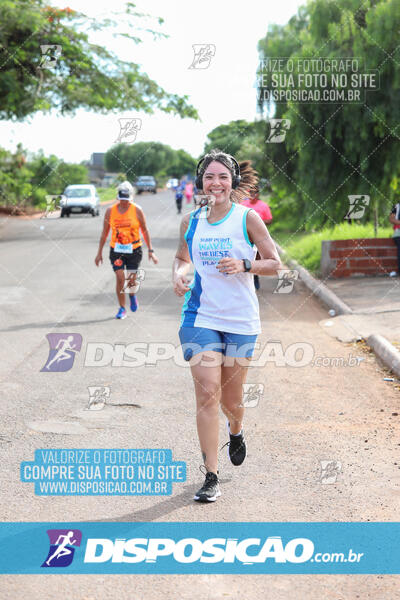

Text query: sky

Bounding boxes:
[0,0,304,163]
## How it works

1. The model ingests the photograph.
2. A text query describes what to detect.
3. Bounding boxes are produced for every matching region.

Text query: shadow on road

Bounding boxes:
[89,476,233,522]
[0,317,114,332]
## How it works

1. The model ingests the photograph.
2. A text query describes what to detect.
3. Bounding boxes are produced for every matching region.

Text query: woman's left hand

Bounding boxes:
[216,257,245,275]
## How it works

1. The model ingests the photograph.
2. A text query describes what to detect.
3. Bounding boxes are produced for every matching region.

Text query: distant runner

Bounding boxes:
[241,187,273,290]
[95,181,158,319]
[184,181,194,204]
[175,185,184,214]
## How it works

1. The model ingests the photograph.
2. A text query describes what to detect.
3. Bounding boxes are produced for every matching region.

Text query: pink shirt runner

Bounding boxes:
[184,182,193,197]
[241,198,272,222]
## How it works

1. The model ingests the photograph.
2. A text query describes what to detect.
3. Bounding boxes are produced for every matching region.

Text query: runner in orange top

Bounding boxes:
[95,181,158,319]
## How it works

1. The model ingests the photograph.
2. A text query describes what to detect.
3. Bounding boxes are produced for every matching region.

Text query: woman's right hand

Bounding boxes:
[173,275,191,296]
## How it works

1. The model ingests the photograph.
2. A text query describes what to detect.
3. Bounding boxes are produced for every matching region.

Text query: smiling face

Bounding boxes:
[202,160,232,205]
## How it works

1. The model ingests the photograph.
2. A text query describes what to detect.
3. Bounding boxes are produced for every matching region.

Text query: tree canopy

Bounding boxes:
[0,0,198,120]
[0,144,89,208]
[257,0,400,231]
[203,119,265,176]
[105,142,197,180]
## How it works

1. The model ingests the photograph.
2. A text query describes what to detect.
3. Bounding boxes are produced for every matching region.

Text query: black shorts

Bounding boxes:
[109,246,143,272]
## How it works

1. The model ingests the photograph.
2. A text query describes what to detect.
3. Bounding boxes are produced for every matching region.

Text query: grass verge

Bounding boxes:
[271,223,394,275]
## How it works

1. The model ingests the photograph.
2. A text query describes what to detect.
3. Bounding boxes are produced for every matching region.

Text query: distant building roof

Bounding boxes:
[90,153,105,167]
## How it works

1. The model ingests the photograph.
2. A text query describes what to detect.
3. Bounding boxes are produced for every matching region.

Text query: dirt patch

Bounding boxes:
[0,205,43,218]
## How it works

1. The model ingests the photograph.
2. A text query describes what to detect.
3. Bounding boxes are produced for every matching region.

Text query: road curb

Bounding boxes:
[275,242,353,315]
[367,334,400,378]
[275,241,400,378]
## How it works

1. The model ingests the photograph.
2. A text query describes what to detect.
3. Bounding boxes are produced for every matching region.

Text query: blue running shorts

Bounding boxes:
[178,326,258,362]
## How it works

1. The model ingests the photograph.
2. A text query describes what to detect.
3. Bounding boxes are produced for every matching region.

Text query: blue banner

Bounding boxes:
[0,522,399,574]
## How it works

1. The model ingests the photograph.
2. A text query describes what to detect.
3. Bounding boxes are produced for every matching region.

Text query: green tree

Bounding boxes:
[0,144,33,208]
[0,0,198,120]
[57,162,89,188]
[0,147,91,208]
[203,120,264,159]
[28,150,89,194]
[105,142,196,180]
[169,149,197,179]
[257,0,400,233]
[202,119,266,179]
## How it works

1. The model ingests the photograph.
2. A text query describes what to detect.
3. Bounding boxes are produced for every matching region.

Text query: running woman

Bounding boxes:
[95,181,158,319]
[172,149,282,502]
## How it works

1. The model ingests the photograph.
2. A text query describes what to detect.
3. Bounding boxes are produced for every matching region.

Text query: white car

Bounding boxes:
[61,184,100,217]
[166,178,179,189]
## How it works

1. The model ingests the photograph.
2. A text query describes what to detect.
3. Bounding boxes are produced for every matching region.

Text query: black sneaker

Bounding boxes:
[193,470,221,502]
[221,423,246,466]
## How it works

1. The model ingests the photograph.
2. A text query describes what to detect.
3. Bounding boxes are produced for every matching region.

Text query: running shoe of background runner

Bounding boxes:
[129,294,138,312]
[116,307,127,319]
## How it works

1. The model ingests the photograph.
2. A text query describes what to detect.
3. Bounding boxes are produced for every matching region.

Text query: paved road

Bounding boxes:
[0,191,399,599]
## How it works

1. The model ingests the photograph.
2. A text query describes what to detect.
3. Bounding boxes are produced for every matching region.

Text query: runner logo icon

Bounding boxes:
[41,529,82,567]
[319,460,342,484]
[41,333,82,372]
[39,44,62,69]
[344,195,370,219]
[274,270,299,294]
[115,118,142,144]
[241,383,264,407]
[188,44,216,69]
[87,385,111,410]
[266,119,291,143]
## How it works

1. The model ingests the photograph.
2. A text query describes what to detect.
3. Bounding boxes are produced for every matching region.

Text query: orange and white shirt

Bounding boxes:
[109,203,142,252]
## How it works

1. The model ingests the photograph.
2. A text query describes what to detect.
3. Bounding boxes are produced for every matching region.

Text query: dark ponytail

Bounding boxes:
[231,160,259,204]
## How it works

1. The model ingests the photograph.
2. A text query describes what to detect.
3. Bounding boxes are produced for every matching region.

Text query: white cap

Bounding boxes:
[117,181,134,201]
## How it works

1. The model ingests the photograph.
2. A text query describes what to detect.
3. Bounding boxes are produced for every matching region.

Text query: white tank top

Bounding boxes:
[180,202,261,334]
